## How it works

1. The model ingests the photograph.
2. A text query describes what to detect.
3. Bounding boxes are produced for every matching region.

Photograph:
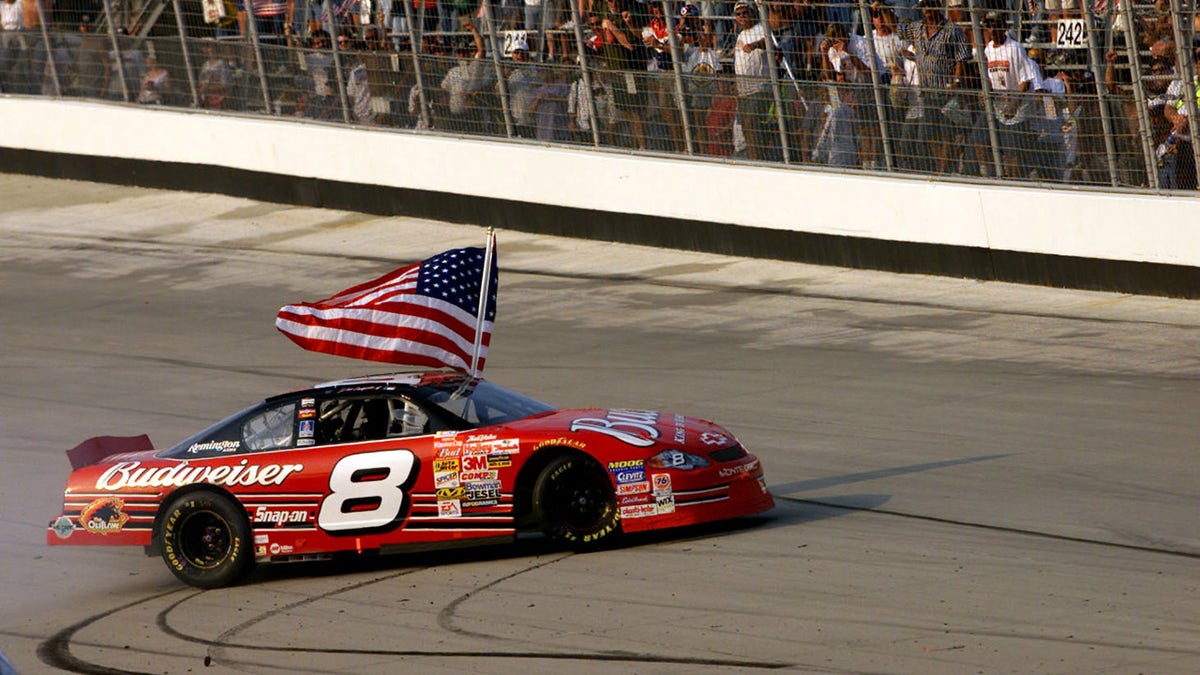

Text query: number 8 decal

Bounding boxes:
[318,450,416,532]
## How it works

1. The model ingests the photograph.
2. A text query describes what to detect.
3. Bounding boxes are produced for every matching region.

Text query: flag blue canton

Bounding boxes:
[416,247,498,320]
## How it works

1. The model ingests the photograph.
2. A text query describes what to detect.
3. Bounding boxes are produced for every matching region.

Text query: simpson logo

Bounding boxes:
[619,503,657,519]
[616,481,650,496]
[254,507,308,524]
[96,460,303,490]
[80,497,130,535]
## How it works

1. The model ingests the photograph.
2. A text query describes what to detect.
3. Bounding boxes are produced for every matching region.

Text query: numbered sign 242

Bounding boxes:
[1056,19,1086,49]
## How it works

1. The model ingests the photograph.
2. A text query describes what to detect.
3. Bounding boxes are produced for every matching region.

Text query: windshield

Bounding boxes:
[157,401,269,458]
[414,379,556,428]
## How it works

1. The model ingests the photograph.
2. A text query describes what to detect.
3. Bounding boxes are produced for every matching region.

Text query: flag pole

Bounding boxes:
[468,228,496,377]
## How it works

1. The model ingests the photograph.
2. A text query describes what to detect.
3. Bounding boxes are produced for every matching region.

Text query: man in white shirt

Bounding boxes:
[981,11,1039,178]
[733,0,773,160]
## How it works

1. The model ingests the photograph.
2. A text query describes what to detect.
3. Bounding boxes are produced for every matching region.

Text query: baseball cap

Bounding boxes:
[512,38,529,52]
[733,1,754,11]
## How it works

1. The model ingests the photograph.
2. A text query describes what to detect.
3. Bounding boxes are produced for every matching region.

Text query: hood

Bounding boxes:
[508,408,737,451]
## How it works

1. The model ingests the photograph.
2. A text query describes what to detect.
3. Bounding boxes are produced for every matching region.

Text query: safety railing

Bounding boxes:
[0,0,1195,191]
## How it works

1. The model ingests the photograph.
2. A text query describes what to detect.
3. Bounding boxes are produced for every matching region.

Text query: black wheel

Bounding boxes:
[159,490,253,589]
[532,455,620,549]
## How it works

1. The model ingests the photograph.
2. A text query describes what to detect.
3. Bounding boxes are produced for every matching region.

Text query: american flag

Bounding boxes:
[276,238,498,373]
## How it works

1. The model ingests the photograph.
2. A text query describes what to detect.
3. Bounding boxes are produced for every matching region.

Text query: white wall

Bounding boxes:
[3,97,1198,267]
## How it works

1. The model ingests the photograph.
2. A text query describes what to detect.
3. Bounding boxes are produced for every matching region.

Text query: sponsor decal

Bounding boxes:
[673,414,686,444]
[438,499,462,518]
[95,460,304,491]
[255,545,268,556]
[718,459,760,479]
[297,438,316,447]
[613,469,646,484]
[464,484,501,506]
[80,497,130,535]
[433,459,459,473]
[186,440,240,455]
[571,410,661,447]
[51,516,75,539]
[700,431,730,446]
[254,534,269,544]
[254,506,308,525]
[460,469,498,482]
[616,481,651,496]
[619,503,657,519]
[651,473,672,493]
[436,487,466,500]
[655,493,676,514]
[532,437,587,452]
[607,460,643,470]
[299,419,315,439]
[619,493,652,506]
[487,454,512,468]
[301,398,315,407]
[269,542,295,555]
[298,408,316,420]
[434,471,460,489]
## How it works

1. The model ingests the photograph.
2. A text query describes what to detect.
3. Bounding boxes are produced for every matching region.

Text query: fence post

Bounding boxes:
[1167,0,1200,188]
[855,0,893,170]
[756,1,790,164]
[566,0,601,147]
[171,0,200,108]
[324,15,352,123]
[1082,3,1119,186]
[662,1,694,156]
[241,0,274,112]
[400,0,432,129]
[1118,0,1160,189]
[481,0,516,138]
[101,0,130,102]
[966,1,1003,178]
[33,0,61,96]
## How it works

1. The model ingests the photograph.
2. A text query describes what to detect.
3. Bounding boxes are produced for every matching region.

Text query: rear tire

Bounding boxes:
[532,455,620,549]
[159,490,253,589]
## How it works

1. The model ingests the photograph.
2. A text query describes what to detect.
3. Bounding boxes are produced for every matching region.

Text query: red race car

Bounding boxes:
[48,372,773,588]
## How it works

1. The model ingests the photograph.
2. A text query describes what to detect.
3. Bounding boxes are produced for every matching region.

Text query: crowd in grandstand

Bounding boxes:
[0,0,1196,189]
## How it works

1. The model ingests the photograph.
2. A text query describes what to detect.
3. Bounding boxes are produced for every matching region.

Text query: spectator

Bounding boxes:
[343,39,377,124]
[198,40,235,110]
[642,1,684,151]
[1,0,24,94]
[137,52,172,105]
[703,74,738,156]
[104,31,146,103]
[820,22,884,167]
[733,0,775,161]
[504,38,542,138]
[871,2,908,158]
[66,14,106,98]
[238,0,294,45]
[300,29,339,119]
[598,0,648,150]
[440,18,496,132]
[529,65,573,141]
[678,4,723,154]
[979,11,1039,178]
[896,0,971,173]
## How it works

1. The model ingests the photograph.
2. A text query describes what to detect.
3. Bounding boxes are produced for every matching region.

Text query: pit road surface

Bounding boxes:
[1,174,1198,674]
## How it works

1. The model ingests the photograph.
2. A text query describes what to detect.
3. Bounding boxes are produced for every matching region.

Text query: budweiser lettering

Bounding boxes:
[96,460,303,490]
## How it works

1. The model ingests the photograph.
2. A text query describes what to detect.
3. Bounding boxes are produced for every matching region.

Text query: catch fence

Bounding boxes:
[2,0,1196,191]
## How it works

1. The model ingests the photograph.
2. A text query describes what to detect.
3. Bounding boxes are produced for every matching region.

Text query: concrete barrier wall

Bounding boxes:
[2,97,1198,296]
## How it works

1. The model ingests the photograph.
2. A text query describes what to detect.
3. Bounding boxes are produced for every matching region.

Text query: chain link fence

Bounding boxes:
[1,0,1196,190]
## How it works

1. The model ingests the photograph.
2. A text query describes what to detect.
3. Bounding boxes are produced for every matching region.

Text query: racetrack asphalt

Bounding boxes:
[1,173,1198,674]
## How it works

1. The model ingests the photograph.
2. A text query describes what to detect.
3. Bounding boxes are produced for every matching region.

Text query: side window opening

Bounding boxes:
[242,402,296,452]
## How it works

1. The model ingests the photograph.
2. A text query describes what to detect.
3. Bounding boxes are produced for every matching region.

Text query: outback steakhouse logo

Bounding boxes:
[80,497,130,535]
[95,460,304,491]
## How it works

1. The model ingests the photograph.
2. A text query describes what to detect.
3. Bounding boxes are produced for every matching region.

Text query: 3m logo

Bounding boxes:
[462,454,490,472]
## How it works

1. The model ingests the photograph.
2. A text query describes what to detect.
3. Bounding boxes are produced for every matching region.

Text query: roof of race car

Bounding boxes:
[279,371,472,399]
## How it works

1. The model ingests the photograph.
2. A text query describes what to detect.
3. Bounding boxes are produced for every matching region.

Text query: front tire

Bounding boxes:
[159,490,253,588]
[532,455,620,549]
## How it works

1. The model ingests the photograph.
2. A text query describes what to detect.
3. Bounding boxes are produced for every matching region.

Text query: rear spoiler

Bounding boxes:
[67,435,153,470]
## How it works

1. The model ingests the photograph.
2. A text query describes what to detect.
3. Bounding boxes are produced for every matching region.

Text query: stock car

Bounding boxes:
[47,372,774,588]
